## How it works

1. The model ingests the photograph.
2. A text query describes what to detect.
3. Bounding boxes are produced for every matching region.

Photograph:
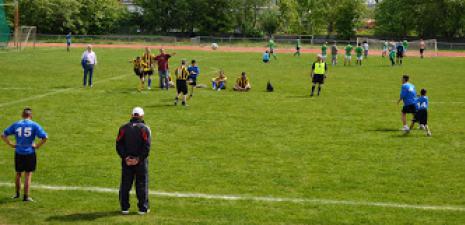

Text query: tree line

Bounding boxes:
[4,0,465,39]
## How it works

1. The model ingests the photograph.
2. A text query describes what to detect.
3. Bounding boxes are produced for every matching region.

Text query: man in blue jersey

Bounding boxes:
[396,41,404,65]
[66,32,72,52]
[410,88,431,136]
[1,108,48,201]
[397,75,417,133]
[187,59,200,98]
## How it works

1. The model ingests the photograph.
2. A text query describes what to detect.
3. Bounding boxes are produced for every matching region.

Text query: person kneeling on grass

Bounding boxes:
[212,70,227,91]
[174,60,189,106]
[410,88,431,136]
[233,72,251,92]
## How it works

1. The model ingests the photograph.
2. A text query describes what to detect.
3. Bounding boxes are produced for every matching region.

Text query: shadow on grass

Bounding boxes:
[370,128,400,132]
[46,211,120,222]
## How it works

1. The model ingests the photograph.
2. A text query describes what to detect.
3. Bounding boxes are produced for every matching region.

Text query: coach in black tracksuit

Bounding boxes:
[116,107,151,215]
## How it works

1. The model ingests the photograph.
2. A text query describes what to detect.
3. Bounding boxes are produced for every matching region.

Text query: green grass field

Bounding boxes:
[0,47,464,225]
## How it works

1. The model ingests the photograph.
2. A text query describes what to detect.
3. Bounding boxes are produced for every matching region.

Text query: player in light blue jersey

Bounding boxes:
[397,75,417,133]
[187,59,200,98]
[263,50,270,63]
[410,88,431,136]
[1,108,48,202]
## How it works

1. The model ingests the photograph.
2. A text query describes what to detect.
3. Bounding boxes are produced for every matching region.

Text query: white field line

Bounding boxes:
[0,74,129,108]
[0,182,464,212]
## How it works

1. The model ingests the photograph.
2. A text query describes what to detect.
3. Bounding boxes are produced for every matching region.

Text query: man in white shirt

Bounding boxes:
[81,45,97,87]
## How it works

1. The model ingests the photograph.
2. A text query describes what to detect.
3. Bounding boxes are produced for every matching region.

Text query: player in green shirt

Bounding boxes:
[294,38,301,56]
[344,43,353,66]
[389,48,396,66]
[355,43,364,66]
[321,42,328,61]
[268,38,277,60]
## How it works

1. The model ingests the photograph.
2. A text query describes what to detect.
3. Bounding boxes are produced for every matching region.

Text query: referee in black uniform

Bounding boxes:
[116,107,151,215]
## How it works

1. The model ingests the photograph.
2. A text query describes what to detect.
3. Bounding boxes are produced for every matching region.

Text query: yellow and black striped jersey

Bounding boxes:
[142,53,154,66]
[132,60,147,69]
[236,77,249,88]
[174,66,189,80]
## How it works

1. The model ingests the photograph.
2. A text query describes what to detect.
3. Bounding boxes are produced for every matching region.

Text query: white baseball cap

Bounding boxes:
[132,107,144,116]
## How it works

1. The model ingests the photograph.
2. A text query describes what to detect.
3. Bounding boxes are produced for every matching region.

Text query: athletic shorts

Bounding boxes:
[176,80,188,95]
[312,74,325,84]
[144,70,153,76]
[322,54,327,59]
[345,55,352,60]
[402,104,417,114]
[420,49,425,54]
[364,50,368,56]
[263,59,269,63]
[397,52,404,58]
[158,70,169,78]
[331,55,337,61]
[357,56,363,60]
[296,47,300,51]
[187,75,197,86]
[134,68,143,77]
[414,109,428,125]
[15,153,36,173]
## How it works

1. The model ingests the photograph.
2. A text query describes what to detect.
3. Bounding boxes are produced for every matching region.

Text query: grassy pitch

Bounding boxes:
[0,47,464,225]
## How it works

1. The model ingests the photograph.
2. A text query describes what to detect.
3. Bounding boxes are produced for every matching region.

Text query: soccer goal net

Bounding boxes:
[357,38,438,57]
[18,26,36,51]
[0,0,10,48]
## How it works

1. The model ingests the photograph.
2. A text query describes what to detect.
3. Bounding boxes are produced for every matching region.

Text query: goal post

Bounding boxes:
[357,37,438,57]
[18,25,36,50]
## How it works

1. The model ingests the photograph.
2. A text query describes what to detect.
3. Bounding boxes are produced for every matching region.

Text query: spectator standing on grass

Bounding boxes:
[1,108,48,202]
[81,45,97,87]
[331,42,338,66]
[116,107,151,215]
[66,32,72,52]
[363,41,369,58]
[154,48,176,90]
[420,39,426,59]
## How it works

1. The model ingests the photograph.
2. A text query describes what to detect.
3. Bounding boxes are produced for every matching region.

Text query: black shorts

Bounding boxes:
[397,52,404,58]
[263,59,269,63]
[188,75,197,86]
[420,49,425,54]
[15,153,36,172]
[414,109,428,125]
[312,74,325,84]
[402,104,417,114]
[296,47,301,51]
[270,49,274,54]
[144,70,153,76]
[176,80,188,95]
[134,68,143,77]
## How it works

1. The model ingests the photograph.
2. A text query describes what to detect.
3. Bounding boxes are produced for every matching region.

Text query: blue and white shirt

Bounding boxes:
[187,65,200,79]
[3,119,48,155]
[417,96,428,110]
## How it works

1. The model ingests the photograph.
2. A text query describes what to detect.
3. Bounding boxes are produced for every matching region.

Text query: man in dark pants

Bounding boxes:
[116,107,151,215]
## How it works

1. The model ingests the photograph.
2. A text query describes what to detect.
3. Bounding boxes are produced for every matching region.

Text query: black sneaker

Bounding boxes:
[11,194,20,199]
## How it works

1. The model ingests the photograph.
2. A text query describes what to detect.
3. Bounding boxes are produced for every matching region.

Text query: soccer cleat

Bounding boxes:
[23,197,34,202]
[121,210,129,215]
[402,126,410,133]
[11,194,20,199]
[217,88,221,92]
[138,209,150,215]
[419,124,425,130]
[427,131,432,137]
[148,87,151,90]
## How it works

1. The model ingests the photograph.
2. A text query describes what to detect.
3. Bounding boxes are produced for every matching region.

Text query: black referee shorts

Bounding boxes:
[15,153,36,173]
[312,74,325,84]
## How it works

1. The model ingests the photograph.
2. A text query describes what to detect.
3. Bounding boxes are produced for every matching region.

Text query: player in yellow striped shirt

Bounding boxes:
[233,72,251,92]
[174,60,189,106]
[142,47,155,89]
[129,56,148,91]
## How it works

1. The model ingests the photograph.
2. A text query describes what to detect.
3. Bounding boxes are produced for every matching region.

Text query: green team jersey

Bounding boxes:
[345,45,353,56]
[403,40,408,49]
[389,50,396,59]
[296,39,301,48]
[355,46,363,57]
[321,45,327,55]
[268,40,275,49]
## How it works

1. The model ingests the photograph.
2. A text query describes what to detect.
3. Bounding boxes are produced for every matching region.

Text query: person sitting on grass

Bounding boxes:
[233,72,251,92]
[212,70,227,91]
[263,50,270,63]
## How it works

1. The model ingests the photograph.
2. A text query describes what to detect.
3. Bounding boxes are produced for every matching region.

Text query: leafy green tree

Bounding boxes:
[278,0,300,33]
[334,0,364,39]
[259,8,280,36]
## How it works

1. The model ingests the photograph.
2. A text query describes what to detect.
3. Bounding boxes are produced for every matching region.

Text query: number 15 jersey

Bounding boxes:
[3,119,47,155]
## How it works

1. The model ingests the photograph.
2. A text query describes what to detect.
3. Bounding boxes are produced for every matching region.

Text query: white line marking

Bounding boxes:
[0,74,129,108]
[0,182,463,212]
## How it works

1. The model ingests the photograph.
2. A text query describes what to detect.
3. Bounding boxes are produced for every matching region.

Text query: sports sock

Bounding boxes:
[318,86,321,95]
[148,78,152,87]
[311,85,315,95]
